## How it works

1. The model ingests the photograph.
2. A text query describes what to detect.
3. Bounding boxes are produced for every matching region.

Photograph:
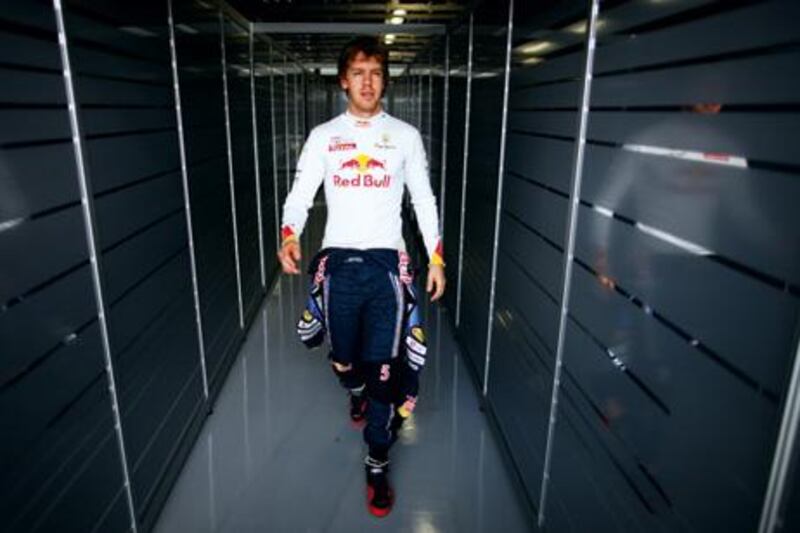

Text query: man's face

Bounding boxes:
[340,52,385,115]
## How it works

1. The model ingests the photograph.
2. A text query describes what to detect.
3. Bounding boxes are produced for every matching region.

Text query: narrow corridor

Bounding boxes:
[154,230,531,532]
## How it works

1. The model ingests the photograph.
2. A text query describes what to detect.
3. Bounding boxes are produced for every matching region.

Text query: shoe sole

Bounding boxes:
[366,486,393,518]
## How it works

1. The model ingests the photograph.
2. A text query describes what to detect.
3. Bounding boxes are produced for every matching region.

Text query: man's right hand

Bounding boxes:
[278,241,301,274]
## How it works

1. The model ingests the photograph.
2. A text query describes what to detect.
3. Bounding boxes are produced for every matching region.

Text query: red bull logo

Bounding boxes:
[339,158,360,170]
[338,153,386,173]
[333,153,391,188]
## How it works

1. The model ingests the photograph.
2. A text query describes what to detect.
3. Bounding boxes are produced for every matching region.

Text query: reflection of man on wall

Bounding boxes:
[277,36,445,517]
[594,102,750,279]
[586,102,773,497]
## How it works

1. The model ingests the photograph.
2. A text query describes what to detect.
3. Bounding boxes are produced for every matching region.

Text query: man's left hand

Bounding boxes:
[426,265,446,302]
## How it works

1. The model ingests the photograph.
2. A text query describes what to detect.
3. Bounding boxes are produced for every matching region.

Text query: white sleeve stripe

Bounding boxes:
[405,337,426,354]
[408,352,426,366]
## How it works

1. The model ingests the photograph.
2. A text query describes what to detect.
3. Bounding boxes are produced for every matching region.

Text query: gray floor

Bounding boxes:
[154,259,532,532]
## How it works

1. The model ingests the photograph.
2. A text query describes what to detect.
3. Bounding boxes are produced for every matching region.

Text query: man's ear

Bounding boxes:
[339,75,349,92]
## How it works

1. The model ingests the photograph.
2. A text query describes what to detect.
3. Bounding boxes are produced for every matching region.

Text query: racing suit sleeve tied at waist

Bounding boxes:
[296,254,329,348]
[295,249,428,414]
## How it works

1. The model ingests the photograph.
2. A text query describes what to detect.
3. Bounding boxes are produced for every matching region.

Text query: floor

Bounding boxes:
[154,232,533,532]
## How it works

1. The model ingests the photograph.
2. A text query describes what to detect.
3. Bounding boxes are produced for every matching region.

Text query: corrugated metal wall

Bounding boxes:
[437,0,800,531]
[0,4,134,530]
[0,1,327,531]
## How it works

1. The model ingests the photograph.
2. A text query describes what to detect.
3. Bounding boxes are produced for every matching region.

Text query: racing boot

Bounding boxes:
[365,456,393,517]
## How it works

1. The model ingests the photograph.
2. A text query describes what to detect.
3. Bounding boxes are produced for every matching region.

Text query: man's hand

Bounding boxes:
[426,264,446,302]
[278,241,301,275]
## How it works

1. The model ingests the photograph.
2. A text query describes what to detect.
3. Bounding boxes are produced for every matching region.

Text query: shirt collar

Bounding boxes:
[343,109,387,129]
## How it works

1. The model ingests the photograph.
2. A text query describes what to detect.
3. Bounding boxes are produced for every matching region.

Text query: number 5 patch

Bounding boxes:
[379,364,391,382]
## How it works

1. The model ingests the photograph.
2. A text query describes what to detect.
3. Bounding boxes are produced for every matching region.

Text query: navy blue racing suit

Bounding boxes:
[296,248,427,459]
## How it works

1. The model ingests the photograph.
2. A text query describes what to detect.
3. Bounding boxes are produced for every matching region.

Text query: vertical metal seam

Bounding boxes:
[52,1,138,530]
[439,34,450,236]
[301,73,306,138]
[168,0,209,401]
[413,75,417,128]
[759,333,800,533]
[411,75,414,125]
[537,0,600,526]
[418,74,423,130]
[427,58,433,160]
[482,0,515,397]
[455,13,474,327]
[249,24,266,289]
[284,57,291,192]
[220,10,245,329]
[269,44,281,252]
[293,72,300,153]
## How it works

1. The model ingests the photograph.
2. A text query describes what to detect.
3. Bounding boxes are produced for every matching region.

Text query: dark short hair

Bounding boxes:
[337,36,390,94]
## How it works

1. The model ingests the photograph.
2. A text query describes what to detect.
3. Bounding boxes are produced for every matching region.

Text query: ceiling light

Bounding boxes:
[514,40,552,55]
[389,16,405,25]
[384,34,396,44]
[393,9,407,16]
[521,57,544,65]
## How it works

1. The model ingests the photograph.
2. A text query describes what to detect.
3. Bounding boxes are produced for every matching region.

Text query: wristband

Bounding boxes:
[429,239,445,268]
[281,225,299,247]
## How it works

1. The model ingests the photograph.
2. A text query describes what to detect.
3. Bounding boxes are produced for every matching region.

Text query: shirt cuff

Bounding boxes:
[428,239,445,267]
[281,225,299,246]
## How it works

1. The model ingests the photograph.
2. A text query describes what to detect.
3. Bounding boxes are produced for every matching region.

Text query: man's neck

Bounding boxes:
[346,104,382,119]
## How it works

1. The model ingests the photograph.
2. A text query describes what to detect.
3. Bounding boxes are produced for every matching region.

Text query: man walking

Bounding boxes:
[277,36,445,517]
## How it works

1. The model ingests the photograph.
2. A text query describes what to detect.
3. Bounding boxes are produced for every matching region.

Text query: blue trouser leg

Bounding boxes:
[327,255,403,458]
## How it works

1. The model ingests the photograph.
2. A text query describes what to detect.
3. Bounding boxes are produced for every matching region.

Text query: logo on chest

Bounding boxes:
[374,132,396,150]
[333,152,391,189]
[328,136,357,152]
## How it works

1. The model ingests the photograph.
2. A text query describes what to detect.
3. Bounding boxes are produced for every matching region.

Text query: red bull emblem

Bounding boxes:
[339,158,360,170]
[366,158,385,170]
[333,153,392,188]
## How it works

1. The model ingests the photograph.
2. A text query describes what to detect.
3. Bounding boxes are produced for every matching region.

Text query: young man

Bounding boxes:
[277,36,445,517]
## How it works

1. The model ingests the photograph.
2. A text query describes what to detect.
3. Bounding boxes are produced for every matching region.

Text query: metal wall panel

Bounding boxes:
[173,3,242,395]
[455,1,510,383]
[272,60,289,207]
[540,1,800,531]
[0,5,129,531]
[0,143,80,218]
[223,15,262,324]
[484,0,588,517]
[253,41,279,262]
[441,22,469,312]
[576,207,795,395]
[1,3,295,532]
[63,4,204,529]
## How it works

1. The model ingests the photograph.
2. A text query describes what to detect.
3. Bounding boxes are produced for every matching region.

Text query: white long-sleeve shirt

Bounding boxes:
[281,110,444,264]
